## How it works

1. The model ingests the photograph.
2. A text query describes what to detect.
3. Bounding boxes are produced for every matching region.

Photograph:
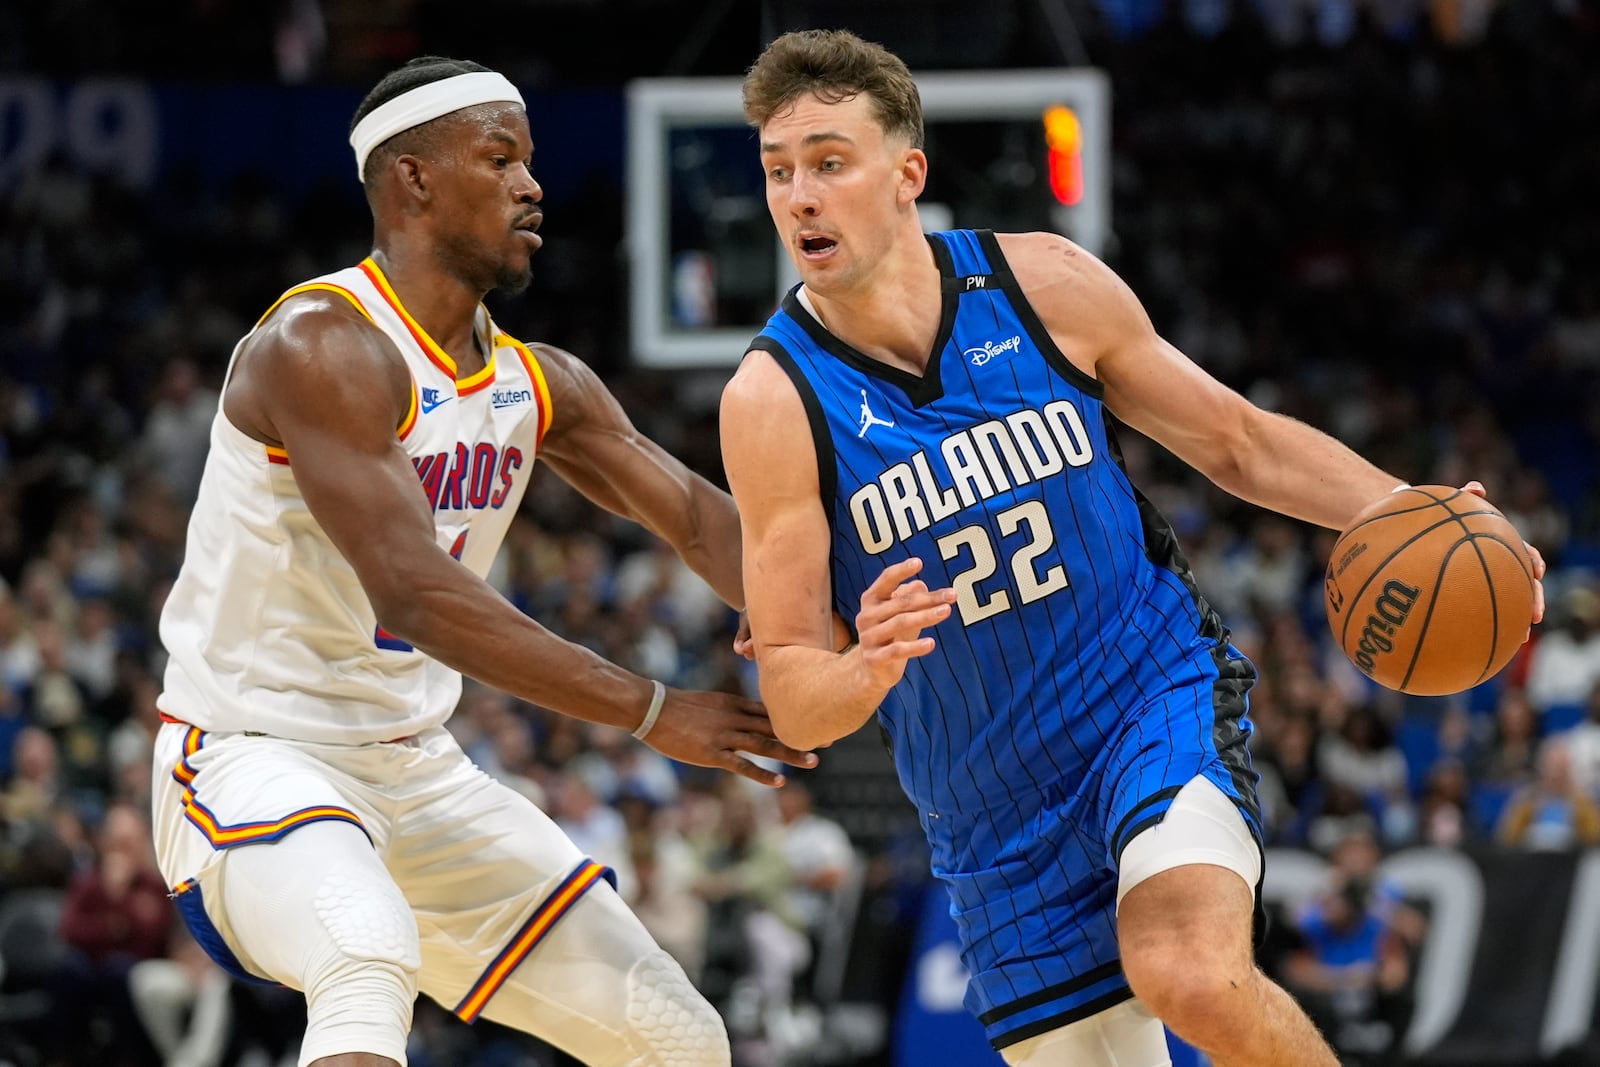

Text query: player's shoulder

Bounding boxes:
[724,345,799,411]
[993,230,1105,291]
[993,230,1144,338]
[242,288,405,392]
[253,288,388,362]
[721,347,811,447]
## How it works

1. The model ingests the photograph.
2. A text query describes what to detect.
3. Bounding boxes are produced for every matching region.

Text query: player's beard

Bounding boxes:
[436,230,532,296]
[496,262,533,295]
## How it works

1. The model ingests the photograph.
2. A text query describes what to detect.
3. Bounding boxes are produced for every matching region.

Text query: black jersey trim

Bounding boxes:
[977,959,1124,1025]
[974,229,1105,399]
[777,235,958,409]
[989,985,1136,1049]
[750,337,837,521]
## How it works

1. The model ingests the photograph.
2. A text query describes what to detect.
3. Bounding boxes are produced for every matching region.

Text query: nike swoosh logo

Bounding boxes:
[420,393,454,414]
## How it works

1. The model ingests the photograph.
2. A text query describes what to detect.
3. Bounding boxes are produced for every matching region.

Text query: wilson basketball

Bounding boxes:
[1323,485,1536,696]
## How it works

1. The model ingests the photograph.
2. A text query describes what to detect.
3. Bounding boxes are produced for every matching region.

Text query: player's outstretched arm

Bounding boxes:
[1002,231,1403,532]
[226,301,813,786]
[1007,234,1546,626]
[530,343,746,609]
[721,351,955,750]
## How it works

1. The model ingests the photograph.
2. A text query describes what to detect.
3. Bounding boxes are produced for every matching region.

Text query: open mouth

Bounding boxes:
[799,234,838,257]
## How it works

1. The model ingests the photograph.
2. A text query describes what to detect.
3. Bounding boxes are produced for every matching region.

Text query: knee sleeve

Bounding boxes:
[219,822,419,1066]
[1117,775,1261,907]
[624,949,730,1067]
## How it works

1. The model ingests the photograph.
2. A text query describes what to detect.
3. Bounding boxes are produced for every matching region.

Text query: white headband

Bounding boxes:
[349,70,525,181]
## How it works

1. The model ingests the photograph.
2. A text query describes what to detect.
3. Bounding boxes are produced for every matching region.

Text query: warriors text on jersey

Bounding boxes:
[752,230,1260,1049]
[158,259,552,745]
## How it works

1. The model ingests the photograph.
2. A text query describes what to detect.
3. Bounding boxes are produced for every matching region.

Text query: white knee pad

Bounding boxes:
[625,950,730,1067]
[219,822,420,1066]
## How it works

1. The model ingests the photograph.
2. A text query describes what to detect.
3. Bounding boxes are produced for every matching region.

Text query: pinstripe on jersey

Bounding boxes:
[751,229,1261,1048]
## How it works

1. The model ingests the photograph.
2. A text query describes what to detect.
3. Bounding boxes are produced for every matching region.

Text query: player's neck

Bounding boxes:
[804,236,941,376]
[366,244,488,374]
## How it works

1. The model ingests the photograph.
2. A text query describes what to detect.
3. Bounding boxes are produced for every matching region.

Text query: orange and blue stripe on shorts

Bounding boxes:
[453,858,616,1023]
[170,726,369,848]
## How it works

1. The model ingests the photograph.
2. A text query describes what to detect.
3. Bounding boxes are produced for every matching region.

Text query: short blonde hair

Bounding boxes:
[742,29,924,149]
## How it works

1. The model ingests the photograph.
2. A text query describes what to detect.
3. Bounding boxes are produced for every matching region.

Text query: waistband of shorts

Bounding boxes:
[158,712,417,745]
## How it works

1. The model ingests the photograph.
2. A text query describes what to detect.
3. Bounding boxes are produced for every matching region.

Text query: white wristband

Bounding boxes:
[632,680,667,740]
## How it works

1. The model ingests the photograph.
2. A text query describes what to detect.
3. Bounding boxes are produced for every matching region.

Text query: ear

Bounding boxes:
[394,154,432,204]
[897,147,928,205]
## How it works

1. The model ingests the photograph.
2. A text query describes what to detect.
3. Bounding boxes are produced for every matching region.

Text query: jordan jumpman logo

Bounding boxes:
[858,389,895,438]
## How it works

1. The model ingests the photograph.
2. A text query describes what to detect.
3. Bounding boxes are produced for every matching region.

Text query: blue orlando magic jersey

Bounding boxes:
[752,230,1260,1049]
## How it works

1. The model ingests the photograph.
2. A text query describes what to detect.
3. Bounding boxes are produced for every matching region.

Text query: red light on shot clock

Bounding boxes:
[1043,104,1083,206]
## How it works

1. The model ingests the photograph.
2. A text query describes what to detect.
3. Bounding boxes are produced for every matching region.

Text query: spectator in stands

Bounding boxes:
[693,781,808,1050]
[24,619,86,733]
[1434,704,1486,778]
[1254,709,1324,846]
[1475,686,1542,787]
[1284,828,1423,1064]
[774,776,856,941]
[1284,867,1416,1064]
[629,833,709,985]
[1318,702,1414,845]
[136,359,218,509]
[1502,468,1570,564]
[2,725,62,826]
[1564,681,1600,798]
[50,802,170,1065]
[1527,585,1600,719]
[128,922,235,1067]
[1497,735,1600,850]
[0,583,41,703]
[1228,514,1310,622]
[64,595,119,703]
[1418,759,1473,847]
[58,802,168,963]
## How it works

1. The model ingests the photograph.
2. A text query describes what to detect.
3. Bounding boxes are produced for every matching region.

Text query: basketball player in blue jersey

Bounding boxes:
[150,57,816,1067]
[721,30,1546,1067]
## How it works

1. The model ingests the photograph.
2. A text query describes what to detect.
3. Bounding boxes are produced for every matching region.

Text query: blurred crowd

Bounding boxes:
[3,2,1600,1066]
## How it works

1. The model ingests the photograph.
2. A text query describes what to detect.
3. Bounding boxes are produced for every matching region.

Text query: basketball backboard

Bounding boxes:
[625,69,1111,368]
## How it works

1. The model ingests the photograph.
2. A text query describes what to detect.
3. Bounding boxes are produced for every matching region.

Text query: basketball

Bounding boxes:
[1323,485,1536,696]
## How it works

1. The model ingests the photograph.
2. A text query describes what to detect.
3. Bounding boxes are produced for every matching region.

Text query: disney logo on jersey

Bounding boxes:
[964,335,1023,367]
[419,387,453,414]
[491,386,532,410]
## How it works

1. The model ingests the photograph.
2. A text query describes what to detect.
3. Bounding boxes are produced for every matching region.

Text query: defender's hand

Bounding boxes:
[643,688,817,787]
[855,557,956,691]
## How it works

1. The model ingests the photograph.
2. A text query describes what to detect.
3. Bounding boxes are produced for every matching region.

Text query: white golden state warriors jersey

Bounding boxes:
[158,259,552,744]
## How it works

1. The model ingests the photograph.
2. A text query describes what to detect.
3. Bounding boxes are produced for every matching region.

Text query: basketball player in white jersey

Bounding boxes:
[150,56,816,1067]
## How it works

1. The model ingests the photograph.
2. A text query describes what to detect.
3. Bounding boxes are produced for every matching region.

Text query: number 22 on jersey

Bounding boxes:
[936,499,1068,625]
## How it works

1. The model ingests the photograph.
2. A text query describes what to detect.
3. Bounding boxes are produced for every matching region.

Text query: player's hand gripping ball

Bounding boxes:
[1324,485,1536,696]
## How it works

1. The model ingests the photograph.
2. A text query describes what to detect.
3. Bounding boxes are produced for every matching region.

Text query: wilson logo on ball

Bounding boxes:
[1353,579,1421,676]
